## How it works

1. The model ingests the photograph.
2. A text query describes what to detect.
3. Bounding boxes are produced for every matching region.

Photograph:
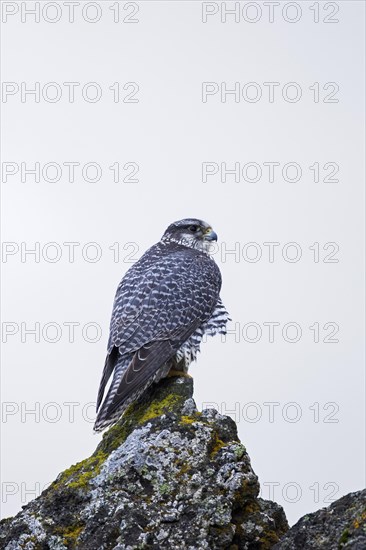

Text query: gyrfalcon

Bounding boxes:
[94,218,229,432]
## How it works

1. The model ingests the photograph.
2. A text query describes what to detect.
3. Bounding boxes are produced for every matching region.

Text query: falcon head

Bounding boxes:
[161,218,218,253]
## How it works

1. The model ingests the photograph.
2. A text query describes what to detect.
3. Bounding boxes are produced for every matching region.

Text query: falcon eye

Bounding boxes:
[188,225,199,233]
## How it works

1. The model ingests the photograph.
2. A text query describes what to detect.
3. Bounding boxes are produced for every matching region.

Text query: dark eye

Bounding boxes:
[188,225,199,233]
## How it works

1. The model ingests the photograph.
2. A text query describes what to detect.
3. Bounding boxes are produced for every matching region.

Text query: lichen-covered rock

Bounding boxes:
[273,489,366,550]
[0,376,288,549]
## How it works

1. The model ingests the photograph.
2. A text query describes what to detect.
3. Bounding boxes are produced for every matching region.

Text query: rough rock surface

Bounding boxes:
[274,489,366,550]
[0,376,288,549]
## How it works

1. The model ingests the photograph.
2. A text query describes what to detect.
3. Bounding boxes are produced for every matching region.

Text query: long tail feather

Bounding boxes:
[93,340,176,432]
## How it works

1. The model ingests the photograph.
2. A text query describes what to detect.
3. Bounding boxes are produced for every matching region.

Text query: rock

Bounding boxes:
[0,376,288,549]
[273,489,366,550]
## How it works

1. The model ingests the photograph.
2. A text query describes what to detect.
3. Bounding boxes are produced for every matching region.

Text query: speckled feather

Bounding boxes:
[94,220,229,432]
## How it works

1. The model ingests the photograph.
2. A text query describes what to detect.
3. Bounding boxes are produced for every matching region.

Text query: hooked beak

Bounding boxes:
[203,228,218,242]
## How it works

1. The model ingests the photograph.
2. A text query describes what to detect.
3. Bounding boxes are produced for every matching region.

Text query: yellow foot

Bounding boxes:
[167,369,192,379]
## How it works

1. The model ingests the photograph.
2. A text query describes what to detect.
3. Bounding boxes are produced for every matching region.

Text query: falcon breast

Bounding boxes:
[94,218,230,432]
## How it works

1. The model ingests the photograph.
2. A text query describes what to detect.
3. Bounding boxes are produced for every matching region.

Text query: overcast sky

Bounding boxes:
[1,0,365,526]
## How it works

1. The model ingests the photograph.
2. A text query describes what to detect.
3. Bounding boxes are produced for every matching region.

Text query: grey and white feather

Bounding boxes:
[94,218,230,432]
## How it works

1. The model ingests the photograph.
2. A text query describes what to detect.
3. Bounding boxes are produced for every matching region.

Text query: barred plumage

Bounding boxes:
[94,218,230,432]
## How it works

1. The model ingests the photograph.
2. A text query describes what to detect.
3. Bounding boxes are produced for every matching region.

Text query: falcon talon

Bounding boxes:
[166,370,193,379]
[94,218,230,433]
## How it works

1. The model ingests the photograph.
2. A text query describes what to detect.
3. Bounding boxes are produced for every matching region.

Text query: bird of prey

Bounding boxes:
[94,218,229,432]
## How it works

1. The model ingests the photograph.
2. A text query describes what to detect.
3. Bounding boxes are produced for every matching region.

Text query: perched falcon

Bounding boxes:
[94,218,229,432]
